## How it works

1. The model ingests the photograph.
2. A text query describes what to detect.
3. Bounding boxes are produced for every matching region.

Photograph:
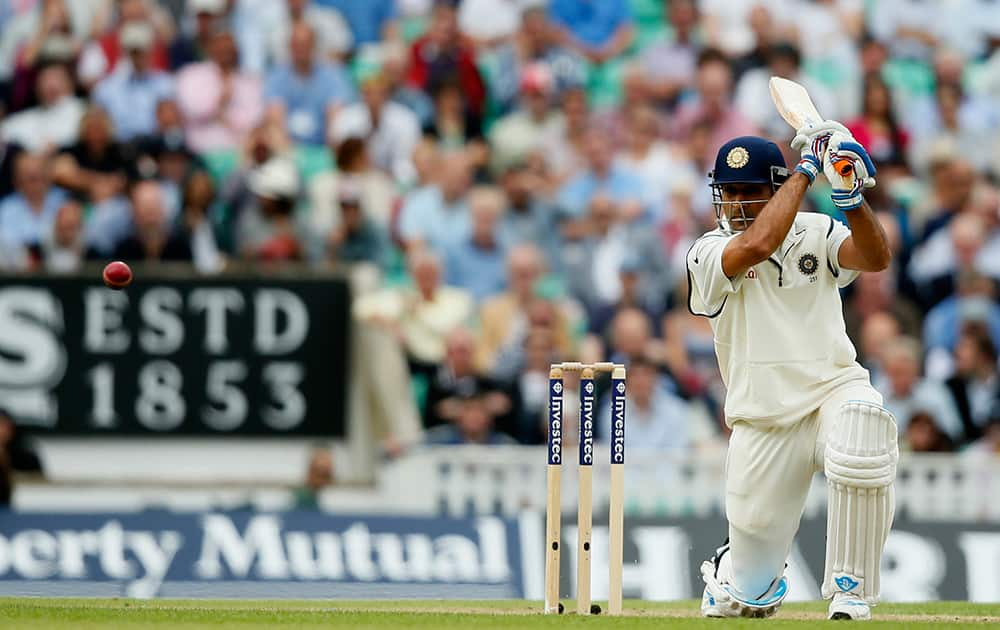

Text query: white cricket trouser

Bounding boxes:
[724,381,883,599]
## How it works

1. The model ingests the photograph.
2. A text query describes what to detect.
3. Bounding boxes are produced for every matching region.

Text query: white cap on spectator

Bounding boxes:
[120,21,155,51]
[250,158,299,201]
[190,0,226,15]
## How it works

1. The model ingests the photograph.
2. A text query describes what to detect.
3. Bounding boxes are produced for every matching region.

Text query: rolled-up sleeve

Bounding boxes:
[686,233,741,317]
[826,217,859,288]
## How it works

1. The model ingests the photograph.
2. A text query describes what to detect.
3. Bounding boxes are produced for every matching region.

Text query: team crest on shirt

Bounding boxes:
[726,146,750,168]
[798,253,819,276]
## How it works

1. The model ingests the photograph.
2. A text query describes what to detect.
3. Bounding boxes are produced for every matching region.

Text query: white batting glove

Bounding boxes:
[825,131,877,212]
[790,120,849,183]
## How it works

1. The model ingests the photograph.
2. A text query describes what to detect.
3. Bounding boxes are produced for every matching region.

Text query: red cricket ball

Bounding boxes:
[102,261,133,290]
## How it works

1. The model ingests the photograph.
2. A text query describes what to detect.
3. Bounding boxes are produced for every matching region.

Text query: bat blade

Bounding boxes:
[769,76,853,176]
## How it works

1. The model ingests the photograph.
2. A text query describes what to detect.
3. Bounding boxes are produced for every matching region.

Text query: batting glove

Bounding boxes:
[791,120,849,183]
[825,131,877,212]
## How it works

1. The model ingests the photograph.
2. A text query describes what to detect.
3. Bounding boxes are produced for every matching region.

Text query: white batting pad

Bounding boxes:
[822,401,898,604]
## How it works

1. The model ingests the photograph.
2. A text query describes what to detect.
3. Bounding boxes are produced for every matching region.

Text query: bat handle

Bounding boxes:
[834,158,853,177]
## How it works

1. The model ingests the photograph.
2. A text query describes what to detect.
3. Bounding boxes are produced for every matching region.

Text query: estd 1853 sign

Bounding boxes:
[0,273,351,436]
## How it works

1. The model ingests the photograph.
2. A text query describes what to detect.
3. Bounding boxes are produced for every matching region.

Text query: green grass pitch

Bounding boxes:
[1,598,998,629]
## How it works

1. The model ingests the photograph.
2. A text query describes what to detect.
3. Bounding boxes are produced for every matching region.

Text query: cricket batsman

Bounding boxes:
[687,124,897,620]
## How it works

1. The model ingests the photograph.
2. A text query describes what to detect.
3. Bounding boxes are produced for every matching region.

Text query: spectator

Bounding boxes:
[903,410,955,453]
[556,130,645,222]
[923,270,1000,372]
[1,61,84,152]
[168,0,224,70]
[476,244,573,374]
[324,178,390,271]
[508,326,562,444]
[0,0,91,87]
[423,391,519,445]
[379,40,435,128]
[443,186,509,303]
[354,248,475,364]
[593,62,661,148]
[113,179,193,263]
[178,169,224,273]
[488,63,562,176]
[670,49,757,167]
[175,28,264,154]
[736,42,838,140]
[77,0,173,86]
[785,0,863,115]
[859,310,902,377]
[237,156,304,262]
[292,447,335,509]
[331,72,421,185]
[869,0,939,61]
[597,355,712,452]
[268,0,353,66]
[845,73,910,168]
[637,0,699,110]
[411,327,513,431]
[423,78,485,156]
[264,23,355,147]
[218,120,286,248]
[730,4,784,80]
[910,209,997,308]
[309,137,397,240]
[0,152,66,253]
[0,138,25,200]
[875,336,964,441]
[909,156,977,243]
[92,20,175,141]
[407,1,486,117]
[40,198,99,272]
[457,0,531,47]
[496,159,560,262]
[547,0,634,64]
[397,150,473,252]
[316,0,398,50]
[540,85,591,183]
[964,410,1000,458]
[945,322,1000,442]
[50,107,129,205]
[1,0,81,111]
[703,0,789,60]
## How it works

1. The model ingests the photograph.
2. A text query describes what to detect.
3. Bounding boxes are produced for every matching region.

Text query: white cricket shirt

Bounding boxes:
[686,212,871,427]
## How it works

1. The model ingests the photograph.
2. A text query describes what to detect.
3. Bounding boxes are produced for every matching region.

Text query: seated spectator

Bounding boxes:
[910,211,997,308]
[178,170,224,273]
[113,180,193,263]
[903,411,955,453]
[702,0,777,60]
[845,73,910,168]
[91,20,175,141]
[540,86,591,184]
[476,244,574,374]
[353,249,474,365]
[407,1,485,119]
[218,120,287,251]
[51,107,129,205]
[0,0,90,90]
[559,194,671,314]
[309,138,397,241]
[397,150,472,252]
[909,156,976,242]
[443,186,508,303]
[875,336,964,441]
[318,0,399,51]
[292,447,335,509]
[423,78,485,162]
[423,391,518,446]
[586,255,664,350]
[268,0,353,66]
[508,326,563,444]
[410,327,513,431]
[0,152,66,253]
[488,63,562,176]
[582,306,660,369]
[547,0,633,64]
[736,41,837,140]
[324,179,390,270]
[168,0,224,70]
[636,0,699,110]
[379,40,435,128]
[963,409,1000,458]
[237,157,304,262]
[2,0,81,113]
[39,198,100,272]
[556,130,645,222]
[264,23,355,147]
[175,28,264,154]
[670,49,757,167]
[330,72,421,185]
[614,103,696,222]
[593,62,661,149]
[1,61,84,152]
[945,322,1000,443]
[496,159,560,264]
[77,0,173,86]
[597,355,713,452]
[0,139,25,200]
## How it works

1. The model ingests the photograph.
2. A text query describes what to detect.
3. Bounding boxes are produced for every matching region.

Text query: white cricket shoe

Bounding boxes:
[828,592,871,620]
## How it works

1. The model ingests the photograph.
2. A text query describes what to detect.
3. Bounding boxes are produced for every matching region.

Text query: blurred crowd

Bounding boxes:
[2,0,1000,470]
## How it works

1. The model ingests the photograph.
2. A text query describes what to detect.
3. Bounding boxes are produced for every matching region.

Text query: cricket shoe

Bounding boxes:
[828,592,871,620]
[700,539,787,618]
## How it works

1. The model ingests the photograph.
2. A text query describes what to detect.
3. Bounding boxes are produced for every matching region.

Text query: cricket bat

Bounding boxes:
[769,76,853,177]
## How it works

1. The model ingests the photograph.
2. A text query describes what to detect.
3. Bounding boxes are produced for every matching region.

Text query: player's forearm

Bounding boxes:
[743,172,810,257]
[842,201,892,271]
